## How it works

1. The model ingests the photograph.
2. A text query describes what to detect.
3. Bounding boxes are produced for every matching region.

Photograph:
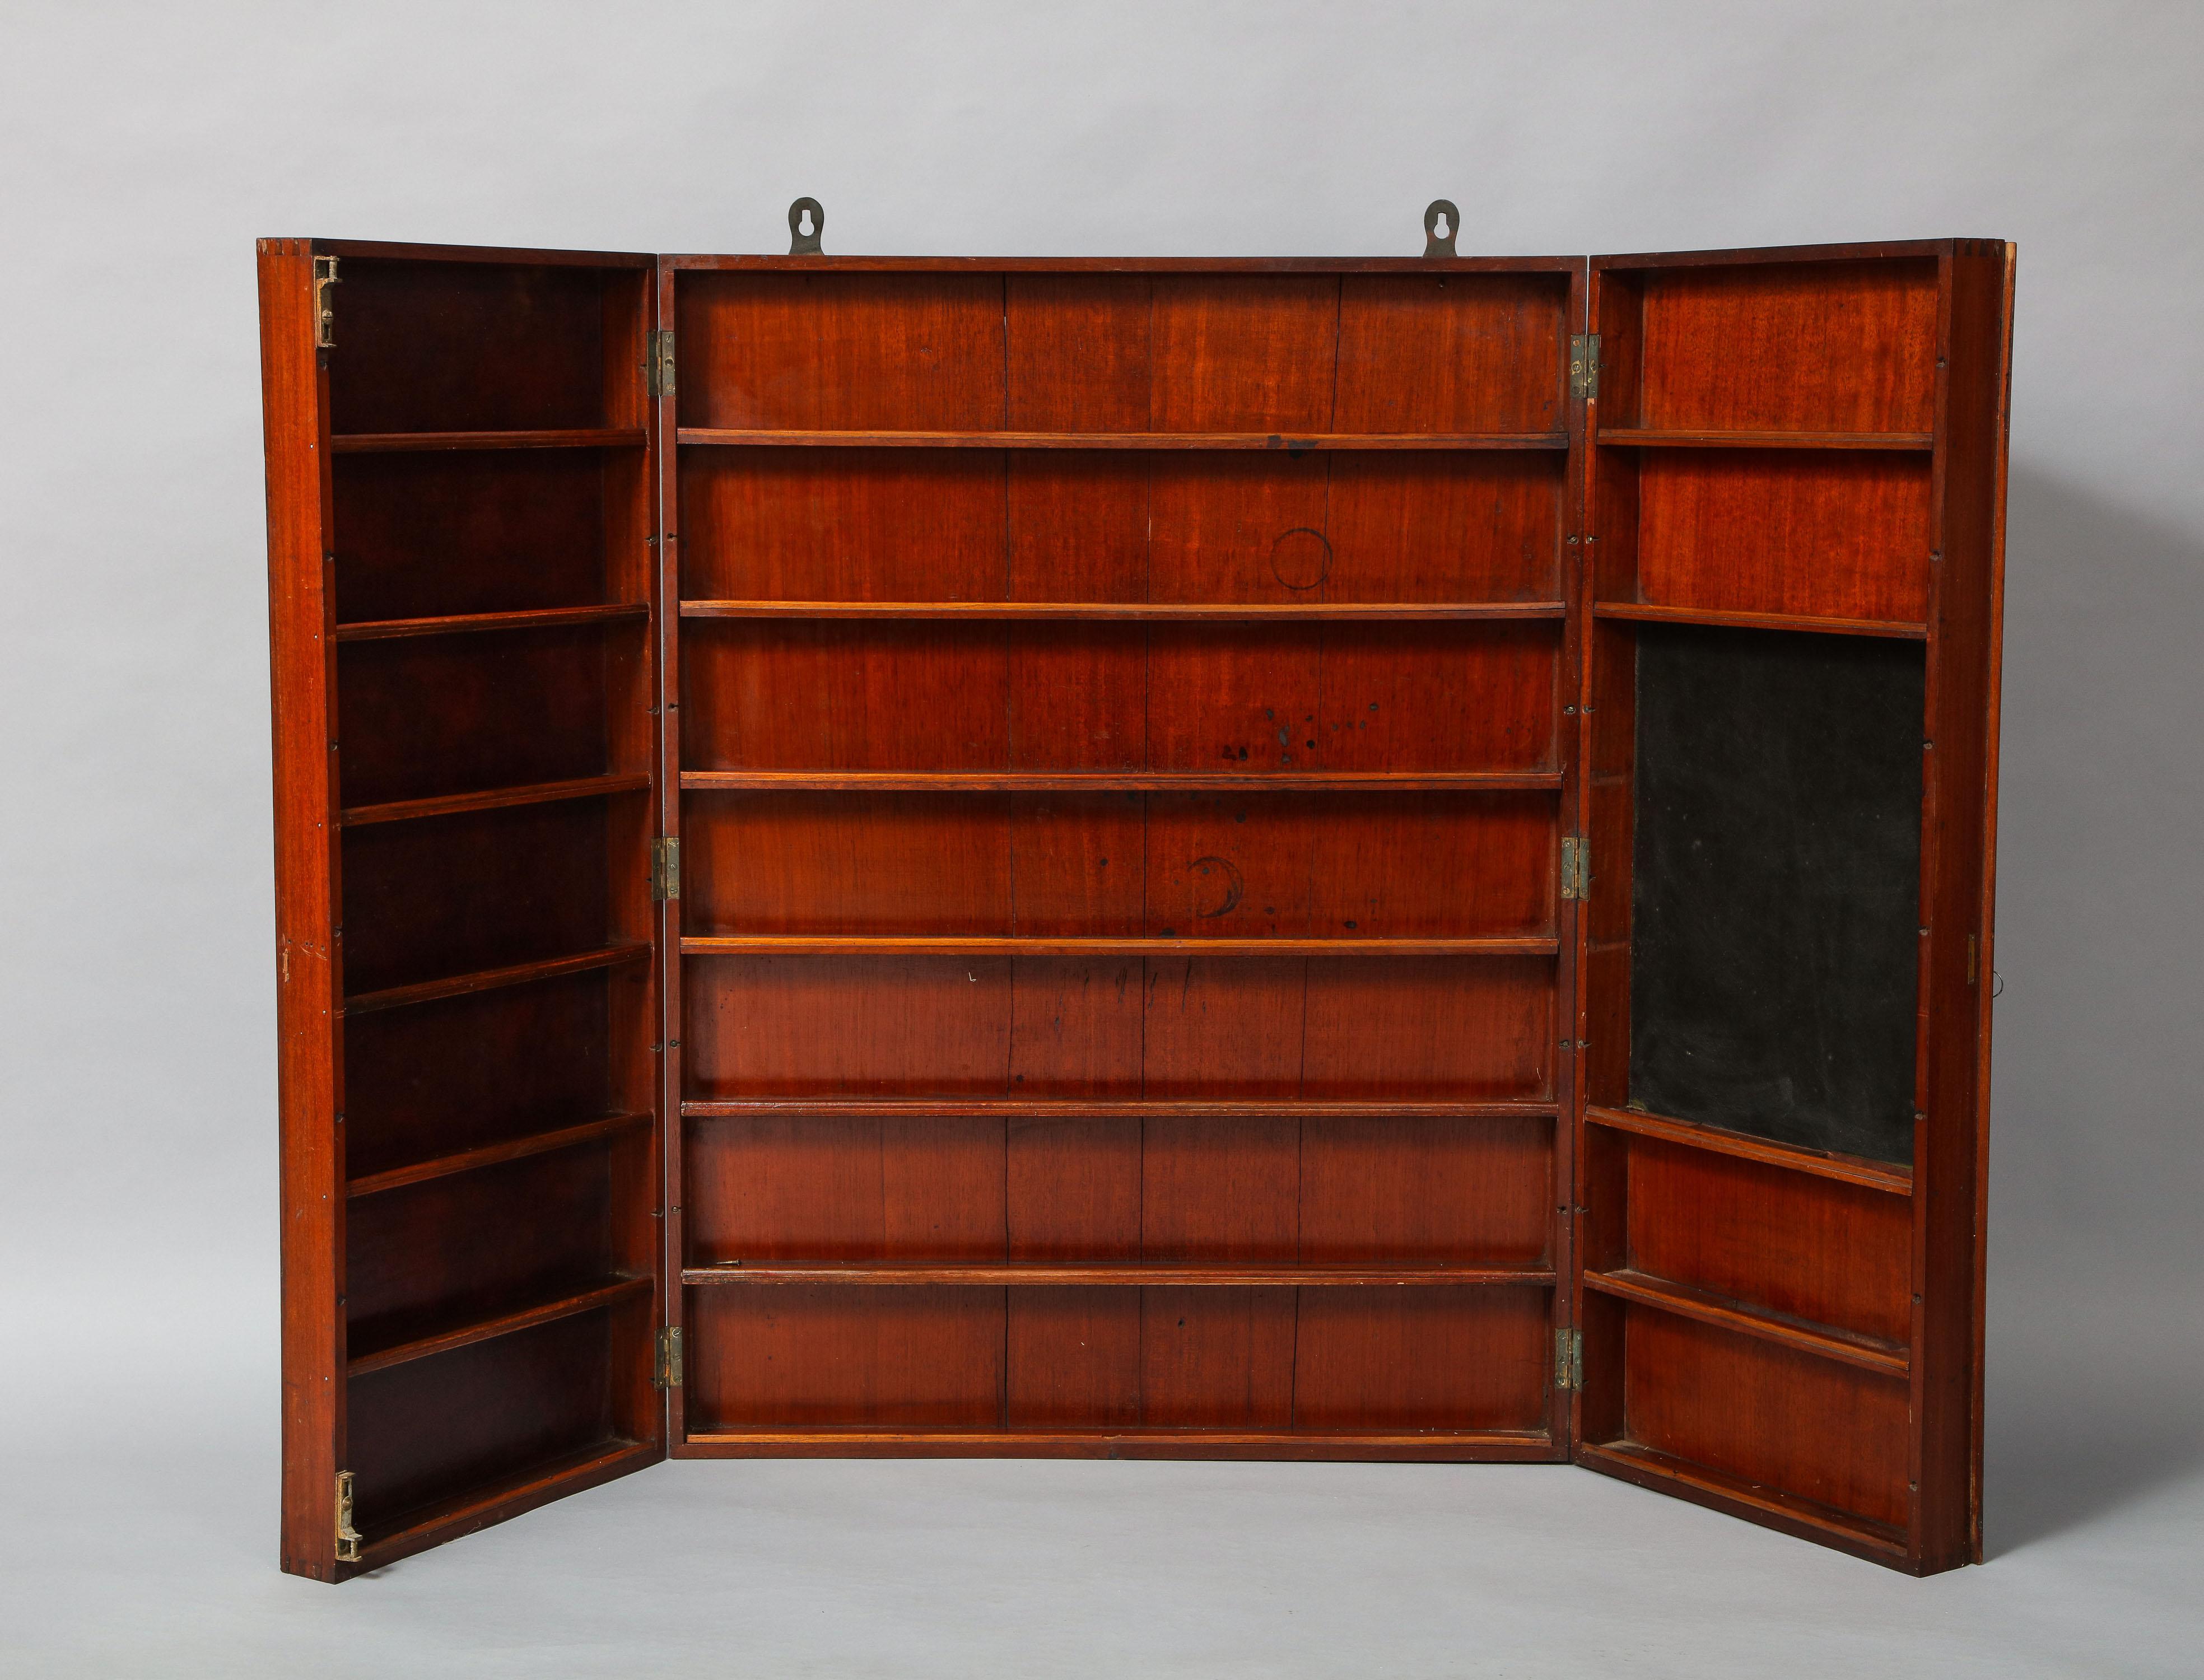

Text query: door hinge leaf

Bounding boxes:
[314,256,341,351]
[654,1326,683,1388]
[1569,333,1600,401]
[646,329,676,398]
[1559,836,1590,902]
[1555,1327,1583,1392]
[652,837,681,901]
[334,1469,362,1564]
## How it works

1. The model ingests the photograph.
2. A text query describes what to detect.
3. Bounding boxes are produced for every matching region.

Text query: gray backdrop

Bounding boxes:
[2,1,2198,1673]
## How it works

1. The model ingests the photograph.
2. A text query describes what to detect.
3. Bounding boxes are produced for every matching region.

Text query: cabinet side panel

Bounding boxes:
[1913,242,2013,1571]
[262,239,345,1582]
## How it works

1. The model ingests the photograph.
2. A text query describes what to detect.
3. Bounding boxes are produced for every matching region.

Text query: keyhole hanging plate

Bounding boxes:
[789,197,824,255]
[1423,199,1459,258]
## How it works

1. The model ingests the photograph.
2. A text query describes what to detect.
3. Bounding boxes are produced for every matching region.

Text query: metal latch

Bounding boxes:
[1569,333,1600,401]
[334,1470,362,1563]
[1554,1327,1583,1392]
[654,1326,684,1389]
[1559,837,1590,902]
[646,330,675,398]
[652,838,681,902]
[313,256,341,351]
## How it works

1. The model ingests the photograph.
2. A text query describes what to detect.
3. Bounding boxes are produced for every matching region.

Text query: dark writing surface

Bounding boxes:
[1629,623,1924,1165]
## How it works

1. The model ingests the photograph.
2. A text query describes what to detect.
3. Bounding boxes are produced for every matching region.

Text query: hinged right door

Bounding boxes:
[1568,240,2013,1573]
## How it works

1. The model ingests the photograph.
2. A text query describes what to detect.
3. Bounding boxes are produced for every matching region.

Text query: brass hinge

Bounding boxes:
[1559,836,1590,901]
[651,837,681,901]
[313,256,341,351]
[1569,333,1600,401]
[334,1469,362,1564]
[654,1326,684,1388]
[646,330,676,398]
[1554,1327,1583,1392]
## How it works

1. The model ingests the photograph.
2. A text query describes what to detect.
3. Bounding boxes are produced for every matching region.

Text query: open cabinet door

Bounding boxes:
[1569,241,2013,1571]
[260,238,669,1580]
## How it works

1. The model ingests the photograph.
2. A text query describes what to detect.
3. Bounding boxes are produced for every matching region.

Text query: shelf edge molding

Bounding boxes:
[340,772,654,828]
[681,1099,1562,1119]
[1585,1104,1914,1194]
[679,935,1559,958]
[342,943,654,1015]
[679,600,1571,622]
[347,1112,655,1199]
[679,771,1564,793]
[1582,1267,1911,1376]
[682,1262,1557,1288]
[336,603,650,642]
[678,428,1569,451]
[347,1274,652,1378]
[1594,428,1935,451]
[1591,601,1929,640]
[330,428,649,453]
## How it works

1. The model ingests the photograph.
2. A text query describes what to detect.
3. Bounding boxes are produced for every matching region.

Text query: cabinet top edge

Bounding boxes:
[267,237,656,269]
[1593,238,2012,271]
[659,255,1585,273]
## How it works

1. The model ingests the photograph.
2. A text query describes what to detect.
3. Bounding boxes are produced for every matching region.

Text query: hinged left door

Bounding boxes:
[259,236,670,1580]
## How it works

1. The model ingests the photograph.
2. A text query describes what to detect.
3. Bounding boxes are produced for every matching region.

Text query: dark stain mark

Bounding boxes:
[1188,856,1245,918]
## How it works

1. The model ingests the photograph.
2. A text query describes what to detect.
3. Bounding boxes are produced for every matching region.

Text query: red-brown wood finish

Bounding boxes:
[261,239,668,1581]
[1572,240,2011,1574]
[667,258,1581,1466]
[268,234,2008,1579]
[262,238,345,1583]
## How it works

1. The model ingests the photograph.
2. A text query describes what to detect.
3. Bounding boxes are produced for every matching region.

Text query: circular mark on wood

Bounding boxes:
[1188,856,1245,919]
[1269,528,1331,591]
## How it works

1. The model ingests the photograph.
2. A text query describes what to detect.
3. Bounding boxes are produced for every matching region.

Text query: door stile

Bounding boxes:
[1554,256,1591,1455]
[652,255,691,1449]
[1907,241,2013,1570]
[260,237,348,1581]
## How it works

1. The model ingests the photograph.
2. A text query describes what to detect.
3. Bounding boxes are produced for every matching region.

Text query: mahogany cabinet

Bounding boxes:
[259,228,2012,1581]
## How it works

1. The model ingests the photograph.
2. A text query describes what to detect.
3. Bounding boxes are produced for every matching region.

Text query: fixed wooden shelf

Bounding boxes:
[679,935,1557,958]
[679,770,1562,793]
[1584,1105,1914,1195]
[356,1437,656,1566]
[1591,601,1928,640]
[681,1098,1560,1119]
[340,772,653,828]
[1578,1440,1909,1562]
[347,1274,651,1378]
[678,428,1569,451]
[342,943,653,1016]
[1594,428,1935,451]
[329,428,648,453]
[1581,1267,1909,1376]
[333,767,644,829]
[679,600,1569,622]
[682,1261,1555,1288]
[335,603,649,642]
[681,1428,1557,1461]
[346,1112,654,1200]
